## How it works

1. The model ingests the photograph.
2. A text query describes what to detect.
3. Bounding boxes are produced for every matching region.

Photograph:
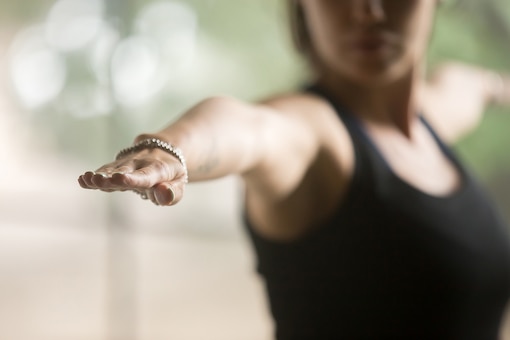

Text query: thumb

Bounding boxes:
[154,181,185,206]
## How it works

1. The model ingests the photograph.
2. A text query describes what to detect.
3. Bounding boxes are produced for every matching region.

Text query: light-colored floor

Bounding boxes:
[0,172,273,340]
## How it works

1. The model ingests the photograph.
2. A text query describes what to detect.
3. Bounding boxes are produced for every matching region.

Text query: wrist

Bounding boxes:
[134,133,167,144]
[116,137,188,183]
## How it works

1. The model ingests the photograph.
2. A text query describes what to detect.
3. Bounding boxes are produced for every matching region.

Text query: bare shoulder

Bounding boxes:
[244,90,356,241]
[260,90,338,122]
[260,91,354,154]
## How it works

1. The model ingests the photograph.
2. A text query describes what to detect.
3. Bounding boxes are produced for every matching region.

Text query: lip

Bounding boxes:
[354,38,386,50]
[348,33,394,55]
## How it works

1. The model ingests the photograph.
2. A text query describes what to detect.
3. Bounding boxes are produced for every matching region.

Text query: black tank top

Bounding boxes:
[245,86,510,339]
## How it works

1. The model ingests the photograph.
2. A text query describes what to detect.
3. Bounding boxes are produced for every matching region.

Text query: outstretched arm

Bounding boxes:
[78,95,319,206]
[419,62,510,143]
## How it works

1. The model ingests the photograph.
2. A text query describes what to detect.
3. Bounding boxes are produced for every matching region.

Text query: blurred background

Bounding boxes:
[0,0,509,339]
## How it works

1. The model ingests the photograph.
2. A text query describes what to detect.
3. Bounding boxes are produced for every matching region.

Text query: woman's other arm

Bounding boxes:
[419,62,510,143]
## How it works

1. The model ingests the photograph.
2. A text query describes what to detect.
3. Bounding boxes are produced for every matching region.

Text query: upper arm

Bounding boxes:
[242,92,354,205]
[241,95,322,202]
[241,93,355,240]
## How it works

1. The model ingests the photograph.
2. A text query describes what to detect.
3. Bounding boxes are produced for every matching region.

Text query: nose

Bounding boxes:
[353,0,386,23]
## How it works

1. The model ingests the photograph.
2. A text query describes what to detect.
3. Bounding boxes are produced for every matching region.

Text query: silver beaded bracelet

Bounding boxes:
[115,138,188,183]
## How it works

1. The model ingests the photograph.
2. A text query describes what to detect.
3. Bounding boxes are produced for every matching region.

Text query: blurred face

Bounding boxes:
[299,0,437,85]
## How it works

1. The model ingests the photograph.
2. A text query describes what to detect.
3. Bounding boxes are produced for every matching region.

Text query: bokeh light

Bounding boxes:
[110,35,165,107]
[45,0,104,52]
[60,83,113,119]
[87,23,120,85]
[8,26,67,109]
[2,1,510,340]
[135,0,197,66]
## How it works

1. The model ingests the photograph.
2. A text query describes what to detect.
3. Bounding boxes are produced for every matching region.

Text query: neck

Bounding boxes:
[317,67,421,138]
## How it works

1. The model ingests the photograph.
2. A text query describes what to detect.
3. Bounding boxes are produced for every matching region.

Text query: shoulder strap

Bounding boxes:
[304,84,364,134]
[302,83,385,197]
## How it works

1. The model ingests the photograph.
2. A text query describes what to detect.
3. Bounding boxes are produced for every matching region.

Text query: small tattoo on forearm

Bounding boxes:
[196,141,220,175]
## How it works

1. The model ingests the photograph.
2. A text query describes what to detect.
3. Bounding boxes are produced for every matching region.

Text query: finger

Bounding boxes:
[94,167,146,190]
[122,162,173,189]
[87,170,143,191]
[154,181,184,206]
[103,165,134,176]
[90,171,114,188]
[80,171,127,191]
[78,173,117,193]
[100,188,116,193]
[105,172,156,191]
[78,174,95,189]
[146,189,159,206]
[80,171,97,188]
[94,164,119,177]
[109,172,132,188]
[94,161,136,178]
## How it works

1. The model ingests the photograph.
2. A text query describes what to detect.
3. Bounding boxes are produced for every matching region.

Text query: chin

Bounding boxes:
[344,60,412,87]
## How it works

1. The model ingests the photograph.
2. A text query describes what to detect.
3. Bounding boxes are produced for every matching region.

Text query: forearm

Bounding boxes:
[134,96,268,182]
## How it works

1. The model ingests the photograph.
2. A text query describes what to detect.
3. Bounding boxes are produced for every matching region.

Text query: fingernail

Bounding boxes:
[111,172,126,179]
[167,187,175,204]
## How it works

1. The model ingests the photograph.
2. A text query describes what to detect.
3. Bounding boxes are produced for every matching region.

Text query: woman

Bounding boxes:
[79,0,510,338]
